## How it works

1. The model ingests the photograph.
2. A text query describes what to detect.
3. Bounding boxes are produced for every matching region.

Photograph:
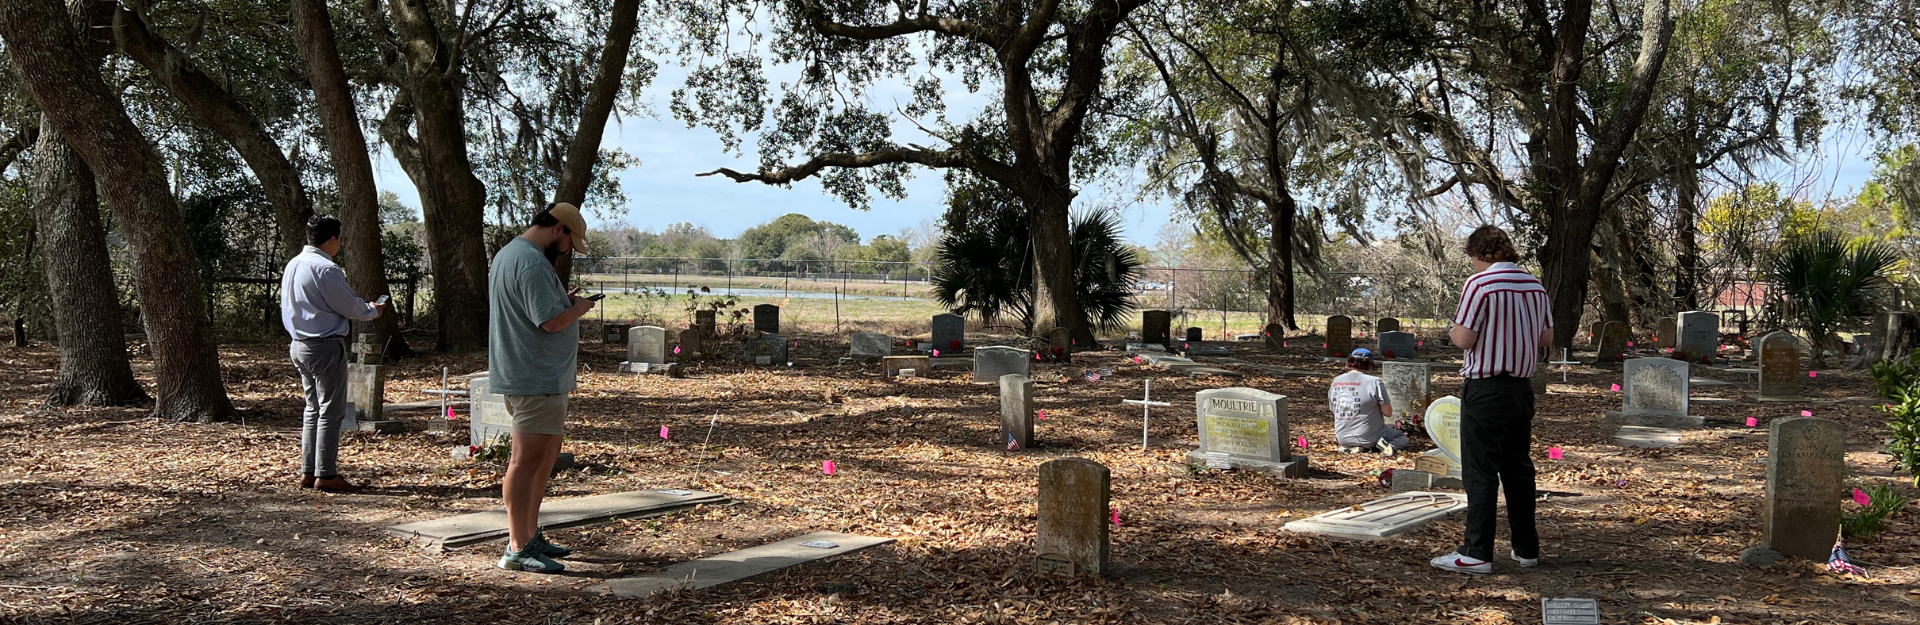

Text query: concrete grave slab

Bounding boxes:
[1614,425,1683,448]
[602,531,894,597]
[1284,491,1468,540]
[1167,363,1243,378]
[388,489,726,548]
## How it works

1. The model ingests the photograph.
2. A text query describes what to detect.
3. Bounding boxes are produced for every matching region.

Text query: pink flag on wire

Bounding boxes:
[1296,436,1308,449]
[1548,447,1563,460]
[1747,416,1758,427]
[1854,489,1871,506]
[1810,371,1818,378]
[446,406,456,420]
[1037,410,1048,421]
[1801,410,1813,417]
[660,425,670,439]
[822,460,836,476]
[1611,383,1621,392]
[1110,507,1120,526]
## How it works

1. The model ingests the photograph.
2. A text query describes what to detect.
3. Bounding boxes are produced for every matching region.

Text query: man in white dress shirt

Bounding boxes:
[280,216,386,493]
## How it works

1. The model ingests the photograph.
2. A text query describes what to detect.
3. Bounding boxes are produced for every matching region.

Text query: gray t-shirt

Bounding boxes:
[487,237,578,395]
[1329,370,1391,446]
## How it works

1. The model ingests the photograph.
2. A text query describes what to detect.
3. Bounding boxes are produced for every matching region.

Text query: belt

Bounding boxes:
[295,334,348,342]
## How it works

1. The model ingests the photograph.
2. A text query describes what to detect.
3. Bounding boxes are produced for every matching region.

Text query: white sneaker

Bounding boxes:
[1376,439,1396,456]
[1430,552,1492,575]
[1511,549,1539,567]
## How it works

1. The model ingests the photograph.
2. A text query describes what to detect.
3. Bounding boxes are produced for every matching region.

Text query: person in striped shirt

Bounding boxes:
[1431,225,1553,575]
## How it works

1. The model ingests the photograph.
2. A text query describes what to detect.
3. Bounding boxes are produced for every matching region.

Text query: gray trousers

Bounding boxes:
[290,337,348,477]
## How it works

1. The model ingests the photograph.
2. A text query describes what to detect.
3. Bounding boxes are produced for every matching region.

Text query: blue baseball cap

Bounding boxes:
[1350,348,1373,359]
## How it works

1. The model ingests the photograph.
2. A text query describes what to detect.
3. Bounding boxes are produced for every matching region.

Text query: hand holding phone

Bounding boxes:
[585,293,606,301]
[375,295,390,306]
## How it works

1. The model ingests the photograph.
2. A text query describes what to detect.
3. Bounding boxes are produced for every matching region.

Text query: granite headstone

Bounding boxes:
[973,346,1033,383]
[1760,417,1845,560]
[1185,388,1306,477]
[1035,458,1110,576]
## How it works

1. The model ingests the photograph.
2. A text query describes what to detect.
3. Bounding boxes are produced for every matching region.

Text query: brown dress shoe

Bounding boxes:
[314,477,364,493]
[299,474,316,489]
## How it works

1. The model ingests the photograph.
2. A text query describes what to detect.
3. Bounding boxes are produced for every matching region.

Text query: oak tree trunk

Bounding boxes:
[1675,165,1701,310]
[31,118,148,407]
[1028,190,1086,352]
[550,0,641,286]
[2,0,233,421]
[1266,191,1298,331]
[292,0,408,357]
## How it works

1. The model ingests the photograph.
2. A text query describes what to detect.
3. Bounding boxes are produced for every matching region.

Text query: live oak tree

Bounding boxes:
[688,0,1151,342]
[3,0,234,421]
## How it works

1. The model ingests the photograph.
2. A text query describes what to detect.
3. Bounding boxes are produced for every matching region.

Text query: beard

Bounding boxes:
[543,239,565,262]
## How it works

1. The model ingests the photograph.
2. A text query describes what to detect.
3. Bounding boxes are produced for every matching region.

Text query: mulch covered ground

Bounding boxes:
[0,332,1915,624]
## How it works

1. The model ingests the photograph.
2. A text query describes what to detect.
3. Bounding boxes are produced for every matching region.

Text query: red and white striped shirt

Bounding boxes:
[1453,262,1552,379]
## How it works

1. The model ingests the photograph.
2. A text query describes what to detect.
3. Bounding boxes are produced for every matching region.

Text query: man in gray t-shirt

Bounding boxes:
[1328,348,1408,452]
[487,202,595,574]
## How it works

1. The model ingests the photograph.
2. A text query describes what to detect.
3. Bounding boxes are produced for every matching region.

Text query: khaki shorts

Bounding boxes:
[504,393,568,436]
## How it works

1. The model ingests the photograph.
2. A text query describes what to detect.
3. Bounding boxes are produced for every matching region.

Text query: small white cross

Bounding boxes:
[1548,348,1581,382]
[1123,378,1173,451]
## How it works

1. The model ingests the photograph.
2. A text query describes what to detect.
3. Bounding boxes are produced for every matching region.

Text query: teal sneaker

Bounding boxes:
[497,543,565,573]
[529,531,571,558]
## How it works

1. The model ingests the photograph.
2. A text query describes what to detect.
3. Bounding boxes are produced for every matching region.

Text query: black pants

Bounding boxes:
[1458,374,1538,561]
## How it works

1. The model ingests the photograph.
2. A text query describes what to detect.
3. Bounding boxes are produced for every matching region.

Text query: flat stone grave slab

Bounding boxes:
[1284,491,1468,540]
[1614,425,1683,448]
[1688,377,1732,387]
[1140,353,1194,367]
[387,489,726,547]
[1604,411,1706,428]
[602,531,893,597]
[1166,363,1244,378]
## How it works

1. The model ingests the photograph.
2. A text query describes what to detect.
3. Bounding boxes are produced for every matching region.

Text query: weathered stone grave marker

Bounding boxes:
[1264,322,1285,351]
[1326,315,1353,358]
[1382,361,1431,418]
[973,345,1032,383]
[1393,396,1463,491]
[468,376,513,447]
[346,333,390,430]
[1035,458,1110,577]
[1185,327,1203,342]
[1048,327,1072,359]
[604,322,630,344]
[1607,357,1700,428]
[1377,317,1400,333]
[1142,310,1172,346]
[752,304,779,334]
[1597,321,1628,362]
[931,313,965,353]
[627,326,667,366]
[694,309,717,337]
[1758,331,1802,401]
[1000,374,1036,449]
[1284,491,1467,540]
[1745,417,1845,562]
[678,328,703,358]
[849,332,891,363]
[1378,331,1417,360]
[884,355,929,379]
[1185,388,1306,477]
[1654,317,1676,350]
[1588,321,1604,350]
[1678,310,1719,361]
[744,334,788,365]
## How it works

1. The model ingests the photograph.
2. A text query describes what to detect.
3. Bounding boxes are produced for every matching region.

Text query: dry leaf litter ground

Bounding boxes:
[0,332,1916,624]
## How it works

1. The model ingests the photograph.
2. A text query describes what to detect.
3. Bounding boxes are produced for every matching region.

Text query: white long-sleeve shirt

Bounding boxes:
[280,246,376,340]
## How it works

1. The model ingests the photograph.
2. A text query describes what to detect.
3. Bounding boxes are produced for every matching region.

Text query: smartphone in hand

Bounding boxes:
[375,295,390,306]
[585,293,606,301]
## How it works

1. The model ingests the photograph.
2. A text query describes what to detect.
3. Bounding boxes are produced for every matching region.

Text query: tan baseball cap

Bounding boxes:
[547,202,590,254]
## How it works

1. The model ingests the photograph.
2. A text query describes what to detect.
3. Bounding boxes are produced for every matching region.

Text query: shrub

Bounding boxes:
[1841,484,1909,540]
[1763,229,1901,368]
[1882,388,1920,487]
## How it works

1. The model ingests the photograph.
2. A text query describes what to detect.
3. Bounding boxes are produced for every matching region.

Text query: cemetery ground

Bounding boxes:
[0,335,1916,624]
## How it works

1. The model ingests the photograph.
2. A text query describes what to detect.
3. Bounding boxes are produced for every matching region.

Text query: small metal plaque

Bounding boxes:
[1542,598,1600,625]
[899,368,916,378]
[1414,455,1449,475]
[1034,553,1075,577]
[756,355,773,365]
[798,540,840,549]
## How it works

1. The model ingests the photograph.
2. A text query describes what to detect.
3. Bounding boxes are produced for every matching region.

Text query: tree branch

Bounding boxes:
[698,145,1017,190]
[805,2,997,46]
[0,126,39,176]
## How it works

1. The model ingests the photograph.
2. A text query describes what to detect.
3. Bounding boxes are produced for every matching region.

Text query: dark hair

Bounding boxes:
[1347,356,1373,371]
[531,203,560,228]
[307,216,342,246]
[1465,225,1520,263]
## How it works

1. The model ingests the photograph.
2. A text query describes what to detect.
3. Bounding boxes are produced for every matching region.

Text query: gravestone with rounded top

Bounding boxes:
[849,332,892,363]
[974,346,1033,383]
[1377,318,1400,333]
[1382,361,1432,418]
[1588,321,1604,350]
[1185,388,1306,477]
[1142,311,1172,346]
[1048,327,1072,358]
[1758,331,1802,400]
[744,334,788,365]
[1000,374,1036,449]
[677,328,703,358]
[628,326,667,365]
[1264,323,1285,351]
[1677,311,1719,361]
[1606,357,1700,428]
[1326,315,1353,357]
[932,314,965,352]
[1597,321,1629,362]
[1378,331,1417,360]
[1035,458,1109,577]
[1185,327,1203,342]
[694,309,717,337]
[1759,417,1845,560]
[752,304,779,334]
[604,322,630,344]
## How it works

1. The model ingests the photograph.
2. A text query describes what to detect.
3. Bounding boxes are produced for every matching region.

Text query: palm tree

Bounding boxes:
[1764,228,1903,368]
[932,209,1143,337]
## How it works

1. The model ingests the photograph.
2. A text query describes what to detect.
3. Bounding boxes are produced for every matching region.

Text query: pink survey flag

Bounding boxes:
[1110,507,1120,526]
[1282,341,1288,347]
[1548,447,1563,460]
[1854,489,1871,506]
[1810,371,1818,378]
[1746,416,1758,427]
[1037,410,1048,421]
[673,345,681,354]
[1628,341,1635,347]
[932,349,940,357]
[822,460,836,476]
[1801,410,1813,417]
[1296,436,1308,449]
[446,406,456,420]
[660,425,670,439]
[1611,383,1621,392]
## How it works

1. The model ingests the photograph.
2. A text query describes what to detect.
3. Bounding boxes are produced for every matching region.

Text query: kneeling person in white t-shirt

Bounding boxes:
[1328,348,1410,454]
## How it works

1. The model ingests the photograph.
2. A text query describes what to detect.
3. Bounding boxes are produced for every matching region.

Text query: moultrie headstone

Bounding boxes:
[1000,374,1036,450]
[1605,357,1700,428]
[1677,310,1719,361]
[1326,315,1353,358]
[1597,321,1629,362]
[467,376,513,448]
[883,355,929,379]
[1185,327,1203,342]
[628,325,667,365]
[1588,321,1604,350]
[1264,323,1285,351]
[1035,458,1110,577]
[1184,388,1306,477]
[931,313,965,353]
[973,345,1033,383]
[1377,317,1400,333]
[1377,331,1417,360]
[1758,331,1802,401]
[694,309,717,337]
[1142,310,1172,346]
[1654,317,1676,351]
[752,304,780,334]
[1756,417,1845,561]
[1381,361,1432,419]
[677,328,703,358]
[744,334,789,365]
[849,332,892,363]
[604,322,630,344]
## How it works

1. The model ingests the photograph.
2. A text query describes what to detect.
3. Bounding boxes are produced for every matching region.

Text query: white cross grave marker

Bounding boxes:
[1549,348,1581,383]
[1123,378,1173,451]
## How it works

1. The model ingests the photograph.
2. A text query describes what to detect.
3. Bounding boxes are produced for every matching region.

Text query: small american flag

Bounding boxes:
[1083,370,1102,383]
[1007,436,1022,451]
[1828,541,1866,576]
